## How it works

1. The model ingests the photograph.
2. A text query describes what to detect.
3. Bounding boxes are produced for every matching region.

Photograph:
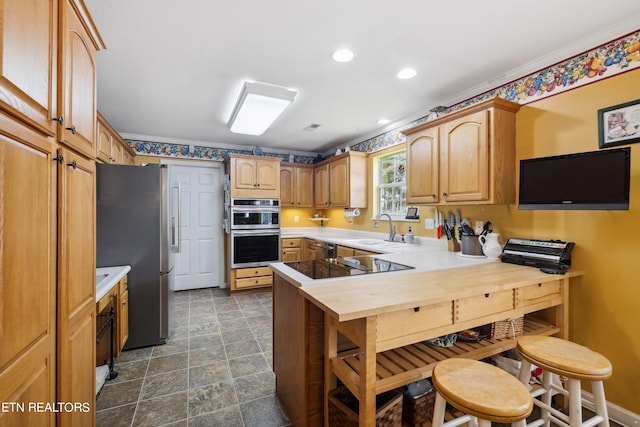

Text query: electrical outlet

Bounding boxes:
[294,215,299,223]
[425,218,435,229]
[475,220,483,234]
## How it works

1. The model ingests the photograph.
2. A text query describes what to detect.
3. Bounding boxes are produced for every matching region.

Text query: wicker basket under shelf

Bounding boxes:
[328,386,403,427]
[491,315,524,339]
[401,388,436,426]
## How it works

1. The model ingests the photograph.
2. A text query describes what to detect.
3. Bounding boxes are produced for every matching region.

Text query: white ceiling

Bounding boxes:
[85,0,640,155]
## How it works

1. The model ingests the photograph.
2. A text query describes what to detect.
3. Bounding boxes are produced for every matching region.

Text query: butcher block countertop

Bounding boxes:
[273,260,583,322]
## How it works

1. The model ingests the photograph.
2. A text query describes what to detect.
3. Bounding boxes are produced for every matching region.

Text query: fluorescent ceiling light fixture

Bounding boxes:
[333,48,355,62]
[397,68,417,79]
[377,118,390,125]
[228,81,297,135]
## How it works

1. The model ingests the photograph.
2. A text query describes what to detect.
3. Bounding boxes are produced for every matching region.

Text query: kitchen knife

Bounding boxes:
[435,208,441,239]
[438,211,444,239]
[455,209,462,239]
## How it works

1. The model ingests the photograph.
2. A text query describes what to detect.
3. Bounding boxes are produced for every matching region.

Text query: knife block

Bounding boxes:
[448,239,461,252]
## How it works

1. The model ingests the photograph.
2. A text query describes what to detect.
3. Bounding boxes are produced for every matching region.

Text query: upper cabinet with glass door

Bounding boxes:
[403,97,521,205]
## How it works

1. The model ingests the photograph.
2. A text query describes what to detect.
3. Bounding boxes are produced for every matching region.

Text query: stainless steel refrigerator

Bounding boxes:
[96,163,177,349]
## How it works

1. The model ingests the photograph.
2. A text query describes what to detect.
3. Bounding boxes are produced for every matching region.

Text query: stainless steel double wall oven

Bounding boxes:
[229,198,281,268]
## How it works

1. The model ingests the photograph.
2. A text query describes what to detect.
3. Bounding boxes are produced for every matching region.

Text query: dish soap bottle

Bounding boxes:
[405,227,414,244]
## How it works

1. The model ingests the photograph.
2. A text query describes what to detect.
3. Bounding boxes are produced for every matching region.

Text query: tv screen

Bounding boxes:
[518,147,630,210]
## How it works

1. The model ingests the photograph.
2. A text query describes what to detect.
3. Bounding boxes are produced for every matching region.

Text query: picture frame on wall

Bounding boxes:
[597,99,640,148]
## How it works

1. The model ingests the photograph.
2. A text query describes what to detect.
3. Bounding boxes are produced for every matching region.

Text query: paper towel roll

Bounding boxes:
[343,208,360,217]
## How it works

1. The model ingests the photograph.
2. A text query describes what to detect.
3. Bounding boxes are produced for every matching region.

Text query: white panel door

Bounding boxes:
[169,164,224,290]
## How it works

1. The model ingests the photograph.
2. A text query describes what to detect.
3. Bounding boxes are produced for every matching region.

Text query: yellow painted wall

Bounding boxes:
[283,69,640,412]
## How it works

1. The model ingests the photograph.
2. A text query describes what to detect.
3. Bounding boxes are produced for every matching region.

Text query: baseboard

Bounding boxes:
[580,390,640,427]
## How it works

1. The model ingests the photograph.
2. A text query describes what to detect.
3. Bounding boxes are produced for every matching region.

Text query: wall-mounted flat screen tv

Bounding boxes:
[518,147,630,210]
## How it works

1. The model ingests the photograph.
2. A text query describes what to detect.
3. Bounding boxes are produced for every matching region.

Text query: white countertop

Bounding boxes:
[96,265,131,302]
[274,227,495,286]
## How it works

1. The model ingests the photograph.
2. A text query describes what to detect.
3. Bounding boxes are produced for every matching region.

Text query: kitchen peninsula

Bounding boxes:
[270,245,583,426]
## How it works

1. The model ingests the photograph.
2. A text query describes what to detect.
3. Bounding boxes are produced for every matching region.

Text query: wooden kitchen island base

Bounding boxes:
[271,262,582,427]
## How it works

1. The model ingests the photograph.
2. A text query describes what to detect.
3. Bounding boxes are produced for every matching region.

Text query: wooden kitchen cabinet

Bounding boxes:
[118,276,129,353]
[58,0,105,159]
[403,97,521,205]
[314,151,367,208]
[0,0,58,141]
[96,274,129,358]
[97,111,136,164]
[226,154,281,199]
[406,126,440,204]
[313,163,330,208]
[0,119,57,427]
[57,147,96,426]
[230,266,273,293]
[303,239,317,261]
[336,245,379,257]
[280,163,314,208]
[282,238,302,262]
[0,2,103,425]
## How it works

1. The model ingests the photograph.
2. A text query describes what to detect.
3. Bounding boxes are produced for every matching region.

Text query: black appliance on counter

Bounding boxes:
[96,164,177,349]
[500,238,575,274]
[285,256,414,280]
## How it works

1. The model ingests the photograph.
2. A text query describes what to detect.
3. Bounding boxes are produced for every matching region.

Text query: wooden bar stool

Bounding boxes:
[432,358,533,427]
[516,336,612,427]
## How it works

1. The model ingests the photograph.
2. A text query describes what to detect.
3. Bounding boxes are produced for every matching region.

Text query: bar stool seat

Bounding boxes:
[517,336,612,427]
[432,358,533,427]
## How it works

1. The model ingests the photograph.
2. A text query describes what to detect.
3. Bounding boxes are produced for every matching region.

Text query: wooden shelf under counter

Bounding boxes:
[331,316,558,395]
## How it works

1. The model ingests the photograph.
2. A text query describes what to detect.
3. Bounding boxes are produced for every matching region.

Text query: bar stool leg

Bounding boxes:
[541,371,553,427]
[592,381,610,427]
[568,378,583,427]
[519,359,532,385]
[432,391,447,427]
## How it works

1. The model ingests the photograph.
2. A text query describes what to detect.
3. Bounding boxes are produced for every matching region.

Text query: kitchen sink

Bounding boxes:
[344,238,405,247]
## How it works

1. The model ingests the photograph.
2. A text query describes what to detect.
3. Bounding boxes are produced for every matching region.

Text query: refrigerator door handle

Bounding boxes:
[171,182,182,253]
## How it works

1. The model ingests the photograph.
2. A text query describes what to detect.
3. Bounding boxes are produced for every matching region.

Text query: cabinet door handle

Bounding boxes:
[65,125,76,135]
[431,194,436,198]
[442,192,448,198]
[53,154,64,164]
[67,160,77,169]
[52,116,64,125]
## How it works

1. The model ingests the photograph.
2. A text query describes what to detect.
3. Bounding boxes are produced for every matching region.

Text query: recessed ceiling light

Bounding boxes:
[377,118,390,125]
[397,68,417,79]
[333,48,355,63]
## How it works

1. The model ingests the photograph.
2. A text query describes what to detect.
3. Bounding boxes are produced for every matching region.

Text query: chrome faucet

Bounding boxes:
[374,213,396,242]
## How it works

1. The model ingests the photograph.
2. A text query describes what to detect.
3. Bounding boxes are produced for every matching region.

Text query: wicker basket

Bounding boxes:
[328,386,403,427]
[401,388,436,426]
[491,315,524,339]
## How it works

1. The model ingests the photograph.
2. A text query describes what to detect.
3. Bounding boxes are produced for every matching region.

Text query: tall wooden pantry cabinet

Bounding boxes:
[0,0,105,426]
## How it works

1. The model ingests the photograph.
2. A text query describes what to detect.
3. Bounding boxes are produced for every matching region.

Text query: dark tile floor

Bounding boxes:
[96,287,290,427]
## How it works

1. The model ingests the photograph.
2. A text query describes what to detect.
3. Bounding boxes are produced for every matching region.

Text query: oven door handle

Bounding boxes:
[231,230,280,237]
[231,207,280,213]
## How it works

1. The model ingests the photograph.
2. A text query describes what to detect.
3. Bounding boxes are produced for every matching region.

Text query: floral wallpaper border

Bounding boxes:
[128,30,640,161]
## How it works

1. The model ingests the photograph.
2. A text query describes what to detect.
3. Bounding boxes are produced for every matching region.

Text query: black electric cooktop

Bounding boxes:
[284,256,414,279]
